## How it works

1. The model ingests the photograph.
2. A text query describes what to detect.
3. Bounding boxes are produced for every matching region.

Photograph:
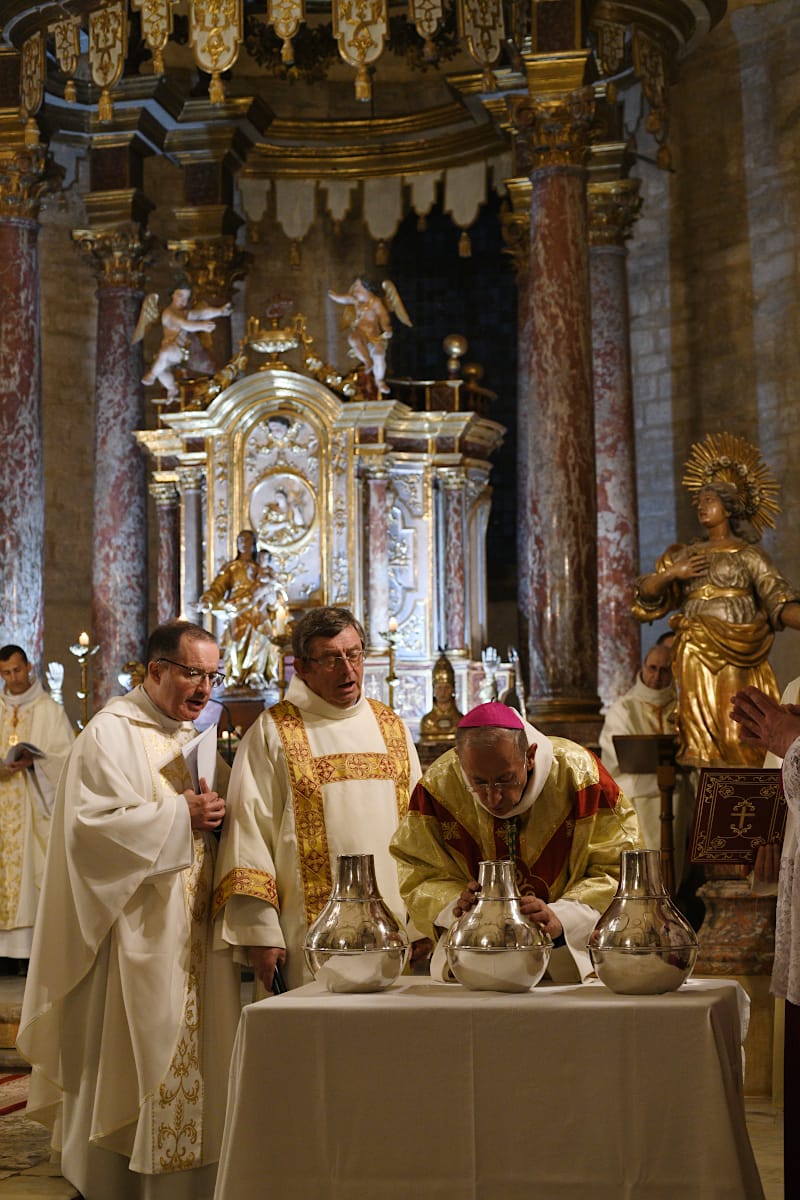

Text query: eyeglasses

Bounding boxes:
[305,649,366,672]
[158,658,225,688]
[464,772,526,796]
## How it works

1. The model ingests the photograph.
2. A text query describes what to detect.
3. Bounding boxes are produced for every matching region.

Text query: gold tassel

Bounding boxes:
[657,144,672,171]
[375,239,388,266]
[458,230,471,258]
[98,87,113,122]
[289,239,301,268]
[64,78,77,103]
[23,116,40,147]
[355,65,371,103]
[153,48,165,75]
[281,38,294,64]
[209,72,225,104]
[417,214,427,232]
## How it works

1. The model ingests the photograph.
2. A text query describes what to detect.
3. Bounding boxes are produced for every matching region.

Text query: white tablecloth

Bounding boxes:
[214,976,764,1200]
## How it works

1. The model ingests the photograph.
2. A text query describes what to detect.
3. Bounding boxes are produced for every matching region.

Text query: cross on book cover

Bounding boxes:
[689,767,787,864]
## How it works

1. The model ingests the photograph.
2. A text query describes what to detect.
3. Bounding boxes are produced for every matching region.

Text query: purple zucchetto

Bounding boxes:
[457,703,524,730]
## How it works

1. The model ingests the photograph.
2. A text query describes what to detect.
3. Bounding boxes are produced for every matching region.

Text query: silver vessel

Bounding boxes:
[303,854,409,993]
[588,848,698,994]
[445,859,552,992]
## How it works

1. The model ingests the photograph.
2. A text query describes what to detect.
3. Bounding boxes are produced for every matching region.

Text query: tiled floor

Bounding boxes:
[0,973,785,1198]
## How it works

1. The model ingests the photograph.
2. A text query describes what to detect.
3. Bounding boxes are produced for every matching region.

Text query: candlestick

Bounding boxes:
[270,630,293,701]
[69,631,100,730]
[379,622,399,712]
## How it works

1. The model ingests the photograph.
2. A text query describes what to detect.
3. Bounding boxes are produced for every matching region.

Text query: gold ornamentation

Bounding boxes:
[51,18,80,101]
[189,0,243,104]
[587,178,642,247]
[508,88,594,171]
[89,2,128,122]
[72,222,151,289]
[20,32,44,132]
[632,27,670,168]
[268,0,305,64]
[131,0,174,75]
[332,0,388,102]
[682,432,780,538]
[409,0,443,56]
[457,0,504,89]
[213,865,280,915]
[167,237,248,307]
[270,698,411,926]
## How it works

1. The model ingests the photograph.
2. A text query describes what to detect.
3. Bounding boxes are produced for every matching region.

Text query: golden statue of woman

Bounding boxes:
[633,433,800,767]
[197,530,285,690]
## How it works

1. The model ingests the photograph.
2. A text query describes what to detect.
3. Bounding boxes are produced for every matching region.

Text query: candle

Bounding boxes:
[388,617,398,634]
[79,631,90,647]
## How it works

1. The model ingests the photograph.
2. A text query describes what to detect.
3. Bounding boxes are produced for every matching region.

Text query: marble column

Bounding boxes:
[179,466,206,618]
[0,149,46,662]
[150,478,181,624]
[363,467,391,650]
[588,177,643,709]
[73,224,150,707]
[439,470,467,653]
[510,85,600,738]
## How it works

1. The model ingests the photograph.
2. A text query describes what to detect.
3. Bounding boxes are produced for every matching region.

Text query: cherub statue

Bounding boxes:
[133,284,232,402]
[327,277,411,395]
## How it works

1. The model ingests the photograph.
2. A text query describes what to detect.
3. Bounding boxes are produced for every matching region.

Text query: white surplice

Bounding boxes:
[0,680,74,956]
[17,686,241,1200]
[214,675,421,988]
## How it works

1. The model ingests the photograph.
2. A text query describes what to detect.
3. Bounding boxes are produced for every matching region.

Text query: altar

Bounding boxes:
[137,328,508,737]
[214,977,763,1199]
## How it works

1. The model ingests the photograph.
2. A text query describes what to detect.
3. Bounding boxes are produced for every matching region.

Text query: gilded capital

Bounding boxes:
[508,88,594,171]
[0,141,51,220]
[167,236,249,306]
[587,179,642,247]
[149,478,180,506]
[72,221,151,288]
[500,176,531,281]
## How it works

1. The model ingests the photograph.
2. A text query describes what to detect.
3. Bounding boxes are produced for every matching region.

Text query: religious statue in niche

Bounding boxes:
[632,432,800,767]
[133,283,232,402]
[327,277,412,395]
[197,529,288,690]
[419,651,463,744]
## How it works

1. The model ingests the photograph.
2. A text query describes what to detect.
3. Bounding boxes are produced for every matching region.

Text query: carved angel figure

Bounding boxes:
[327,277,411,395]
[133,285,232,402]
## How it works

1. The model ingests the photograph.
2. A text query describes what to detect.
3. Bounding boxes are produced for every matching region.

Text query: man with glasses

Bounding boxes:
[214,606,421,990]
[390,702,639,983]
[19,620,242,1200]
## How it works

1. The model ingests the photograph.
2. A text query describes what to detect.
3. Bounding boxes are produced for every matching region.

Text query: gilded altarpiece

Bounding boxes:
[141,367,504,735]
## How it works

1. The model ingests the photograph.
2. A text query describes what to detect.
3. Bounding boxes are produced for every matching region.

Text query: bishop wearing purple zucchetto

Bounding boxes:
[390,701,641,983]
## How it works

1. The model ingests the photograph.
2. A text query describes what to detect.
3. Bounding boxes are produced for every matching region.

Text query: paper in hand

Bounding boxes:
[180,724,219,793]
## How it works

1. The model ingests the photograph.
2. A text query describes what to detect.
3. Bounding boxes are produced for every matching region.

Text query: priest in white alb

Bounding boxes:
[17,621,242,1200]
[213,606,422,990]
[0,643,74,969]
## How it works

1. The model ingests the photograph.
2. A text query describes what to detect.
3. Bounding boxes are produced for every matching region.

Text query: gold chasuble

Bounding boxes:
[213,676,421,988]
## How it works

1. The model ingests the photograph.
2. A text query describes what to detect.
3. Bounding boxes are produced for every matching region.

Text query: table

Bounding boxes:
[214,977,764,1200]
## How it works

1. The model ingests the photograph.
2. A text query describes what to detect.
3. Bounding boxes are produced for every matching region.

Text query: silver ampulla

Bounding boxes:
[588,848,698,994]
[304,853,409,993]
[445,859,552,992]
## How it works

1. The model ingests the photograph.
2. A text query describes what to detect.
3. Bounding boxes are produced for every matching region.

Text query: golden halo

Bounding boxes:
[681,432,780,538]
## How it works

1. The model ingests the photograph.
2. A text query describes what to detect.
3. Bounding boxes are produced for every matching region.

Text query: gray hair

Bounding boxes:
[292,607,366,661]
[455,725,528,758]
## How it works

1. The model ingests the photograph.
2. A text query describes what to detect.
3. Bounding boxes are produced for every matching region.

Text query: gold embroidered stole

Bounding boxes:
[0,701,31,924]
[271,698,411,927]
[138,724,209,1173]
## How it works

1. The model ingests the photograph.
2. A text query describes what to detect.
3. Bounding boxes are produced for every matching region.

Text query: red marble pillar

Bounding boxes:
[0,209,44,662]
[440,470,467,652]
[589,179,643,709]
[151,479,181,624]
[73,226,150,707]
[510,88,601,737]
[364,468,390,650]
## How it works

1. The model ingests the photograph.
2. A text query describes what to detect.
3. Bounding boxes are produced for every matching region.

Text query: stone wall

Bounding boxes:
[627,0,800,689]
